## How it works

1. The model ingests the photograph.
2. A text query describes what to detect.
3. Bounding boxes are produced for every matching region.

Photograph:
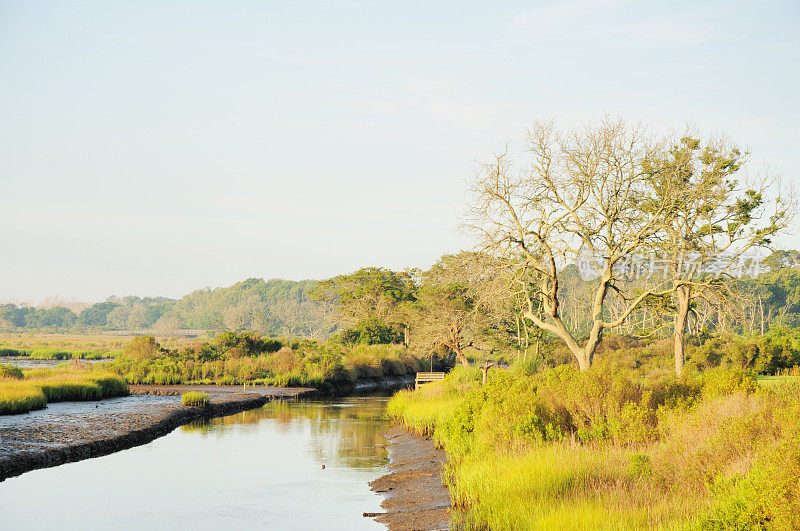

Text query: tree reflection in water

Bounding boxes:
[182,397,391,469]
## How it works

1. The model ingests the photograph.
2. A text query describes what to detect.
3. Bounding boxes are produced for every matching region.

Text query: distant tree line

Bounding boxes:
[0,278,332,338]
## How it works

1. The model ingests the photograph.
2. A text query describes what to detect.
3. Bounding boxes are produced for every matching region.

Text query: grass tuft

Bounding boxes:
[181,391,210,408]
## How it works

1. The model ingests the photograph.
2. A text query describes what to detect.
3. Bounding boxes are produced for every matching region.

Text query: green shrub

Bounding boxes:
[701,366,758,398]
[698,392,800,528]
[0,363,24,379]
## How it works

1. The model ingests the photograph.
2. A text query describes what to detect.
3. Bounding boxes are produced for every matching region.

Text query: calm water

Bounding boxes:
[0,397,391,530]
[1,356,112,368]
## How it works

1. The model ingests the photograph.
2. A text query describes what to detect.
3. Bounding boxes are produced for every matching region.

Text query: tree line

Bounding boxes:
[0,278,332,338]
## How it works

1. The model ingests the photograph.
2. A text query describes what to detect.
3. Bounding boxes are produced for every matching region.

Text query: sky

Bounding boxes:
[1,0,799,304]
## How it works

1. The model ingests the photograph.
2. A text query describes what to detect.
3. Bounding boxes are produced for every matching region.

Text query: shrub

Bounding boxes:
[123,335,160,361]
[388,364,799,529]
[701,367,758,398]
[0,363,24,379]
[698,391,800,528]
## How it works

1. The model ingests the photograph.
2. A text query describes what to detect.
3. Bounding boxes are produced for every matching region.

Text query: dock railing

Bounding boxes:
[415,372,445,390]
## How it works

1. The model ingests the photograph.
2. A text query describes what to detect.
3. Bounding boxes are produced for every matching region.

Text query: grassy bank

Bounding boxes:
[0,346,118,360]
[0,363,129,415]
[111,332,437,391]
[388,364,800,529]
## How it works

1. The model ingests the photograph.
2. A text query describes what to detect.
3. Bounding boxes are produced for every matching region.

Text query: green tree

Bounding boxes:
[648,136,793,375]
[311,267,417,343]
[412,254,493,368]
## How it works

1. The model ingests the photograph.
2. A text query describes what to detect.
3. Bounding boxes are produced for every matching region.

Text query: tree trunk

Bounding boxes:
[674,285,690,377]
[454,344,470,369]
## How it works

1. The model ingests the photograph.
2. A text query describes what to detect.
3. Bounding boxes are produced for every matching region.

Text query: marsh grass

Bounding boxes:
[0,364,129,415]
[389,365,800,529]
[28,348,115,360]
[0,348,29,356]
[181,391,210,408]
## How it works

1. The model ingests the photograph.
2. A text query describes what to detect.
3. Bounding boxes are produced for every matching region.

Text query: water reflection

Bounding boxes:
[0,397,390,530]
[182,398,391,469]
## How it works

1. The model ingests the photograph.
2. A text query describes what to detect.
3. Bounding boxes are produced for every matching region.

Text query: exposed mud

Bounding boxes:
[0,385,313,482]
[0,376,416,483]
[370,425,452,530]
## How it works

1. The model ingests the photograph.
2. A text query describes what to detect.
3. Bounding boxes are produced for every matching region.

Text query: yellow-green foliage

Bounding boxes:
[0,363,24,379]
[0,365,129,415]
[0,381,47,414]
[181,391,209,407]
[694,390,800,529]
[28,348,114,360]
[113,335,429,389]
[388,364,796,529]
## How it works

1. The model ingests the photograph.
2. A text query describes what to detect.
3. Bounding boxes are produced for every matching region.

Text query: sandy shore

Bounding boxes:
[369,425,452,530]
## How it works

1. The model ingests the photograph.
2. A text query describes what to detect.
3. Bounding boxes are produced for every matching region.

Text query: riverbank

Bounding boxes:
[0,374,415,482]
[369,425,452,530]
[0,385,312,481]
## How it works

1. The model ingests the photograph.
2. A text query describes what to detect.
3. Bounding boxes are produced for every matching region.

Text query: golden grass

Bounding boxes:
[0,364,129,415]
[0,331,201,353]
[181,391,210,407]
[388,366,800,530]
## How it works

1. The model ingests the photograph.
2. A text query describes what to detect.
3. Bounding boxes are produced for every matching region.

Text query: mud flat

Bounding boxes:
[369,425,452,530]
[0,385,313,482]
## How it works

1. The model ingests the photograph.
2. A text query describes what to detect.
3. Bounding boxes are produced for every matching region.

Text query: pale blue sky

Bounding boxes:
[2,0,799,303]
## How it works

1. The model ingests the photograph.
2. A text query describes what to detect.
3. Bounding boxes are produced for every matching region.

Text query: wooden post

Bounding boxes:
[480,361,495,386]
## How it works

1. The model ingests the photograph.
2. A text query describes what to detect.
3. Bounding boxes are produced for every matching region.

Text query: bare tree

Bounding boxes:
[467,118,675,370]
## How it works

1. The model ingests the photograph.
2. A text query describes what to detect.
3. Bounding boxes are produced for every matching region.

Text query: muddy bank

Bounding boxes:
[0,375,414,482]
[0,386,312,482]
[131,374,414,398]
[334,374,415,395]
[369,425,452,530]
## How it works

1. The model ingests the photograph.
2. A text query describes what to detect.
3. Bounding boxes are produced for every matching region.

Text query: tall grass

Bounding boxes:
[0,348,28,357]
[0,364,129,415]
[181,391,209,408]
[28,348,115,360]
[0,381,47,415]
[388,364,800,529]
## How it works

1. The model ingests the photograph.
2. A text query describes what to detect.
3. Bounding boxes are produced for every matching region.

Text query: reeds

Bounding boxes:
[0,365,129,415]
[181,391,210,408]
